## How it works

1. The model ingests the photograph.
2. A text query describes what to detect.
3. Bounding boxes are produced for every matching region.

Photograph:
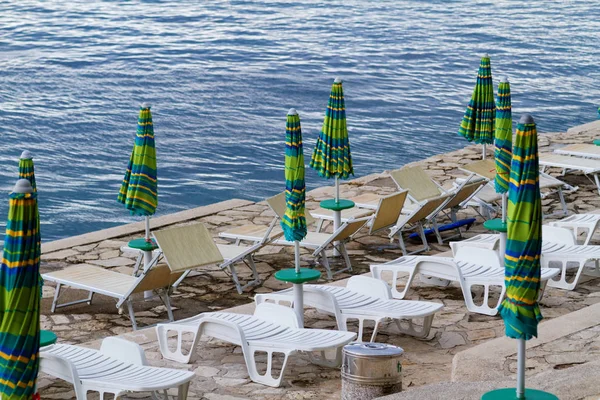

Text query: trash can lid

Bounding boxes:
[343,342,404,359]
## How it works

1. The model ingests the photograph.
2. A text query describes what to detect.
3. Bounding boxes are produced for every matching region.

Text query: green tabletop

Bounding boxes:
[594,139,600,146]
[275,268,321,284]
[482,388,558,400]
[483,218,507,233]
[320,199,355,211]
[40,330,57,347]
[128,238,158,251]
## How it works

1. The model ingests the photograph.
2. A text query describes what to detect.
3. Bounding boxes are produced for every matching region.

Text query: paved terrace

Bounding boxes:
[38,120,600,399]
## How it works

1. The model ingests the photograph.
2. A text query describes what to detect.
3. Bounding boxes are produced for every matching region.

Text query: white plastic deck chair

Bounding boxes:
[255,275,443,342]
[371,247,559,315]
[449,226,599,291]
[155,302,356,387]
[539,153,600,194]
[43,223,224,330]
[548,213,600,246]
[40,337,194,399]
[388,192,454,255]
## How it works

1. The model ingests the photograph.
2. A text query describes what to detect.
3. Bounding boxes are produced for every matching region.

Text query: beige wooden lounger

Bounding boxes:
[43,224,224,330]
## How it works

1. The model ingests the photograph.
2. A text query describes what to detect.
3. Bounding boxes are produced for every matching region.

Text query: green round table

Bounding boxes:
[128,238,159,299]
[40,330,57,347]
[275,268,321,326]
[483,218,507,233]
[319,199,355,256]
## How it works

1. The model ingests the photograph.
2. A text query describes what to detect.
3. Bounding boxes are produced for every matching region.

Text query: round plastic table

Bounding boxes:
[40,330,57,347]
[319,199,355,256]
[275,268,321,327]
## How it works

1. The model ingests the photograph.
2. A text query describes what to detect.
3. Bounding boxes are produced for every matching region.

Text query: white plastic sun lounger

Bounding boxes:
[451,226,600,291]
[555,143,600,159]
[40,337,194,399]
[43,224,224,330]
[156,303,356,387]
[539,153,600,194]
[548,213,600,246]
[255,276,443,342]
[371,247,559,315]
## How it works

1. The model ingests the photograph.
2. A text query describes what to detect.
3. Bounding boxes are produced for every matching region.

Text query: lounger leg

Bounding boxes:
[594,174,600,195]
[340,244,352,274]
[229,264,243,294]
[127,299,138,331]
[547,261,584,291]
[557,188,568,216]
[316,218,325,233]
[319,250,333,280]
[397,233,408,255]
[395,315,434,339]
[177,382,190,400]
[308,347,345,368]
[51,283,62,312]
[156,324,202,364]
[431,218,444,245]
[159,291,175,322]
[418,223,430,253]
[245,347,292,387]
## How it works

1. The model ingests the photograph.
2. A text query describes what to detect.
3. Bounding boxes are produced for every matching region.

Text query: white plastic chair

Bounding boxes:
[255,275,443,342]
[155,303,356,387]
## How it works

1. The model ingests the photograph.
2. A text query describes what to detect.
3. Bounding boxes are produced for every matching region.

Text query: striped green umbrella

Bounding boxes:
[498,114,542,340]
[494,79,512,195]
[281,109,307,257]
[0,179,41,399]
[310,77,353,200]
[117,104,158,240]
[458,55,496,158]
[18,151,36,193]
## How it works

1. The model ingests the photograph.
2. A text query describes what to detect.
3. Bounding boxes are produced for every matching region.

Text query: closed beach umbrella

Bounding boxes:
[494,78,512,195]
[117,104,158,240]
[458,55,496,159]
[310,77,353,201]
[19,151,36,192]
[281,109,307,248]
[0,179,41,399]
[485,115,556,399]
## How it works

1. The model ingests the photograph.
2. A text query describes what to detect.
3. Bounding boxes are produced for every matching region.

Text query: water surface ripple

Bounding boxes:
[0,1,598,240]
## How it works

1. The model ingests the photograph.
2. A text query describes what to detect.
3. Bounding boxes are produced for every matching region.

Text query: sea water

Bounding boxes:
[0,0,598,241]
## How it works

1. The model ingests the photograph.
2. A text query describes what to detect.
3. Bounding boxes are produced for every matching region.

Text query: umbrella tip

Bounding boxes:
[287,108,298,116]
[520,114,535,124]
[20,150,32,160]
[334,76,342,83]
[140,103,151,109]
[501,76,509,83]
[12,179,33,194]
[483,53,489,58]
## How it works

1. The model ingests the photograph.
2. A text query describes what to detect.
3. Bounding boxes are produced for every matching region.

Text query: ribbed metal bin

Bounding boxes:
[341,342,403,400]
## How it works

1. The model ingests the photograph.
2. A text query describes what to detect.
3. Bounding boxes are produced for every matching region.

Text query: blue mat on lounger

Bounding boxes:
[408,218,476,240]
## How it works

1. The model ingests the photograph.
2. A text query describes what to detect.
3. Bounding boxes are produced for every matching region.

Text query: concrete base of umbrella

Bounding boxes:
[274,242,321,327]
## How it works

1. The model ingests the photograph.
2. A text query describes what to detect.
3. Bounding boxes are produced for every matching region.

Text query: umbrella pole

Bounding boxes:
[293,241,304,326]
[335,176,340,203]
[517,338,526,399]
[145,216,151,241]
[482,143,486,160]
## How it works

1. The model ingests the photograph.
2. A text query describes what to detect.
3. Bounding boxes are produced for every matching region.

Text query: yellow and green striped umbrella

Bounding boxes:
[458,55,496,146]
[498,114,542,340]
[117,104,158,217]
[310,78,353,180]
[18,151,36,193]
[494,79,512,194]
[0,179,41,399]
[281,109,307,243]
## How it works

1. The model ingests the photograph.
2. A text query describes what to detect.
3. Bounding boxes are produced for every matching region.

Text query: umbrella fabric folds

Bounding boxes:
[281,110,307,243]
[117,105,158,217]
[18,151,36,193]
[458,56,496,146]
[498,115,543,340]
[0,179,41,399]
[309,79,354,180]
[494,80,512,194]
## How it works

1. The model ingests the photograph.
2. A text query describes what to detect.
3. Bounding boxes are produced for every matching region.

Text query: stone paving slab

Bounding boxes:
[36,120,600,398]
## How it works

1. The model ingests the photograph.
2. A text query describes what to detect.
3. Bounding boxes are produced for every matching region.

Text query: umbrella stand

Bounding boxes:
[482,144,487,160]
[145,216,151,241]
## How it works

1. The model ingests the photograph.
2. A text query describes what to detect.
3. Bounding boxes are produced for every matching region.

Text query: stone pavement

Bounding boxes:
[37,120,600,398]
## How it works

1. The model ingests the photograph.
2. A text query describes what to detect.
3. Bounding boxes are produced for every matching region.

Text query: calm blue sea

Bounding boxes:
[0,1,599,241]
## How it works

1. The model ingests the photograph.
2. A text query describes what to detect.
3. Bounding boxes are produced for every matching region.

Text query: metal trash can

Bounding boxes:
[341,342,403,400]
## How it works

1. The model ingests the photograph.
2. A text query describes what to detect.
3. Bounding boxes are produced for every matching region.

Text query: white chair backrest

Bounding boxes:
[347,276,392,300]
[39,353,87,400]
[454,246,502,269]
[254,302,300,329]
[100,337,147,366]
[542,225,577,245]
